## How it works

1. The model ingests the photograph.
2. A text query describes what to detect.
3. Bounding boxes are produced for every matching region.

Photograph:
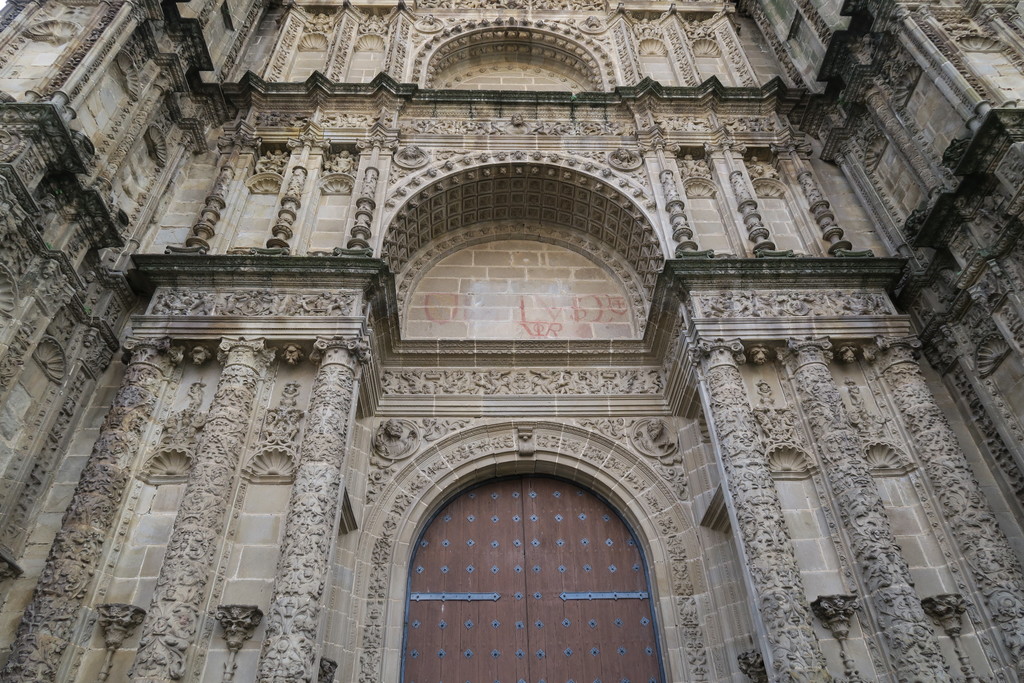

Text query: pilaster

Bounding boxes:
[871,335,1024,673]
[1,337,178,682]
[255,335,368,682]
[694,337,830,682]
[129,338,274,683]
[782,337,952,680]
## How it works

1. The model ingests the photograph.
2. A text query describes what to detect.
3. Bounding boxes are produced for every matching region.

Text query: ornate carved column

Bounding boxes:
[872,336,1024,670]
[694,338,830,682]
[783,337,951,680]
[921,594,980,681]
[1,337,177,682]
[811,594,863,682]
[130,338,275,683]
[256,336,368,683]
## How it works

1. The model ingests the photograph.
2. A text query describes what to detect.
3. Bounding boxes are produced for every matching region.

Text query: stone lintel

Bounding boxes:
[664,256,907,291]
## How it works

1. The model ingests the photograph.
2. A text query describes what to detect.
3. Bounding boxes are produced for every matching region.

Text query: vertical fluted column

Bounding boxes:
[256,336,369,683]
[2,337,178,682]
[872,336,1024,671]
[130,338,274,683]
[695,338,830,682]
[784,337,951,680]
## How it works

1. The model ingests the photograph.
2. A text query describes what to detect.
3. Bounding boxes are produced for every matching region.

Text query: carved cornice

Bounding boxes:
[223,71,800,113]
[664,256,907,291]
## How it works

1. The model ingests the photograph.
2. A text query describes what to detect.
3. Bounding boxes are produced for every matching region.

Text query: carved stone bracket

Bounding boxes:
[96,603,146,682]
[215,605,264,683]
[811,594,863,681]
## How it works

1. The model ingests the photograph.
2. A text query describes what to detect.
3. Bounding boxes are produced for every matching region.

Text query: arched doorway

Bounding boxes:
[402,476,665,683]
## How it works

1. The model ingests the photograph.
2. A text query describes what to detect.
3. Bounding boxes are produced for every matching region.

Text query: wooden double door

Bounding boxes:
[402,476,664,683]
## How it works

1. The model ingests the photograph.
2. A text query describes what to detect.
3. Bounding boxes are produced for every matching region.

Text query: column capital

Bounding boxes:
[692,337,745,368]
[122,336,179,368]
[784,337,833,367]
[869,335,922,368]
[312,335,370,367]
[217,337,276,372]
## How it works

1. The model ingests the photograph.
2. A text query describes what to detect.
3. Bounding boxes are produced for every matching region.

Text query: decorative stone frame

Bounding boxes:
[415,20,616,90]
[381,162,666,297]
[348,421,709,682]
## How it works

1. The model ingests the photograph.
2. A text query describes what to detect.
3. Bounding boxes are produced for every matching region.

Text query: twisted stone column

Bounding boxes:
[256,336,368,682]
[784,337,951,680]
[130,338,274,683]
[695,339,830,682]
[2,337,177,682]
[872,336,1024,671]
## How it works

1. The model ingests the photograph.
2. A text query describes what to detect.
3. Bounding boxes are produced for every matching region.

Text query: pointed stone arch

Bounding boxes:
[346,421,709,683]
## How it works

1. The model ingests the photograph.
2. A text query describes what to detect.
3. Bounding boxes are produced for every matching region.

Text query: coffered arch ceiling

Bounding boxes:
[421,26,610,90]
[381,163,666,297]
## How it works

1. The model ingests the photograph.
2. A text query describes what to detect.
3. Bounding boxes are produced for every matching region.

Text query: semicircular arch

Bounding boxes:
[348,421,707,683]
[381,162,666,299]
[417,21,615,90]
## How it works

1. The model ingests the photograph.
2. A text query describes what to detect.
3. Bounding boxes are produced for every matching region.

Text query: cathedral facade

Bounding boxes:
[1,0,1024,680]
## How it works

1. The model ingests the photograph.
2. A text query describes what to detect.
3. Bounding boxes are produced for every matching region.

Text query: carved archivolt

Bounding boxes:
[418,21,613,90]
[382,163,665,296]
[351,422,705,682]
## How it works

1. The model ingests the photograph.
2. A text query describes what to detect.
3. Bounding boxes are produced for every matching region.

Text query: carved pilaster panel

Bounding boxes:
[129,338,273,682]
[255,336,367,683]
[873,336,1024,669]
[1,337,177,682]
[784,337,951,680]
[695,338,829,682]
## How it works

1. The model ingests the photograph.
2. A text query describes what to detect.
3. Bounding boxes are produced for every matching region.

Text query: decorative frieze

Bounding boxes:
[380,368,665,395]
[148,289,357,317]
[690,291,893,318]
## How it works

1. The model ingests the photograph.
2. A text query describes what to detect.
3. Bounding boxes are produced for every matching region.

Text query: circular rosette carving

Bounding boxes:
[393,145,430,170]
[607,147,642,171]
[414,14,444,34]
[372,419,421,466]
[628,418,680,465]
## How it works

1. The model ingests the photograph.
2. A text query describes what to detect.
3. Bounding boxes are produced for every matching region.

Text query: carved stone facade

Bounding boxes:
[0,0,1023,681]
